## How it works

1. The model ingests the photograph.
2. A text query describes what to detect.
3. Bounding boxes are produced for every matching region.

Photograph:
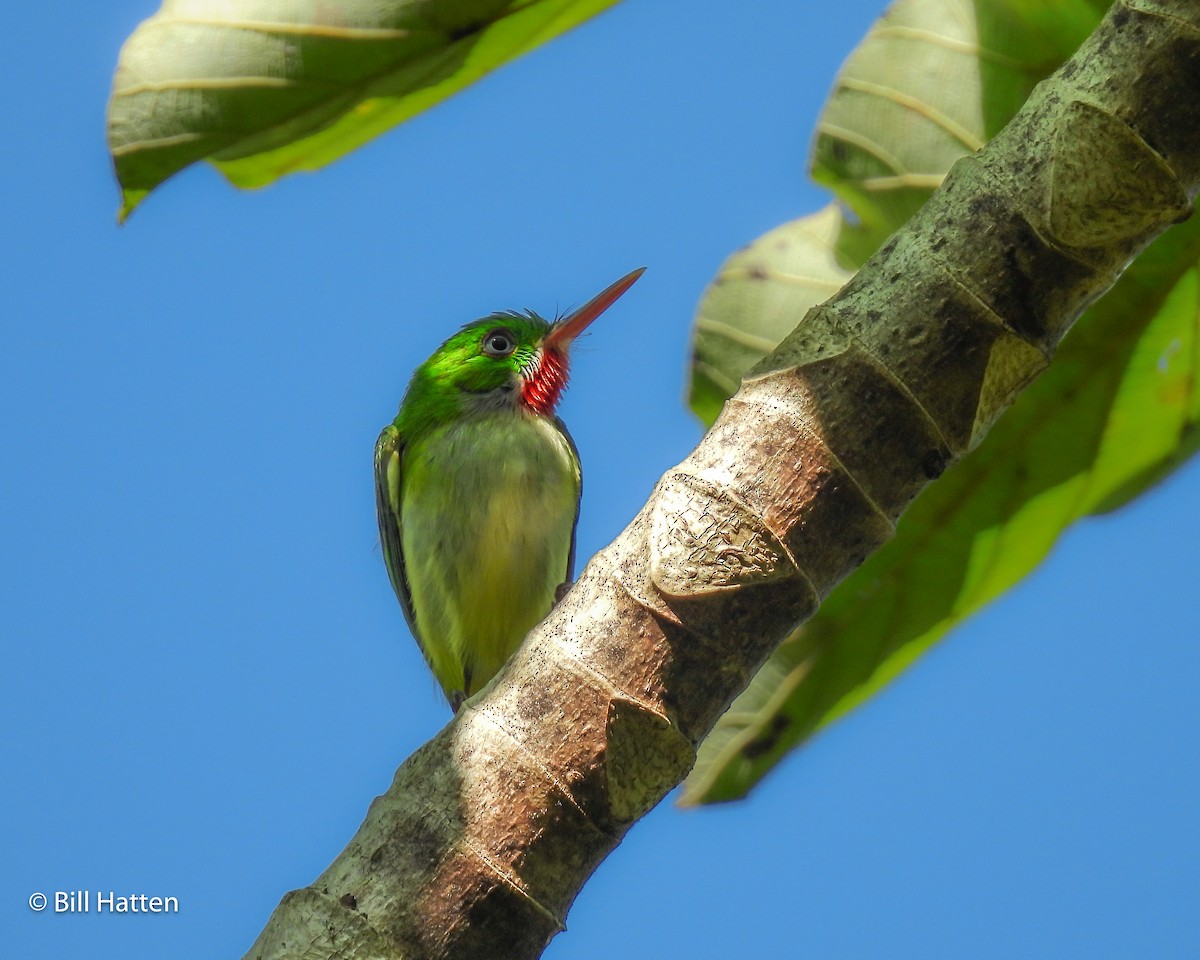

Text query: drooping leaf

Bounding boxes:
[108,0,620,220]
[812,0,1106,262]
[681,0,1200,804]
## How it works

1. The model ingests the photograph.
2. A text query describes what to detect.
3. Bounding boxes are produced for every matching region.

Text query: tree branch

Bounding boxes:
[244,2,1200,957]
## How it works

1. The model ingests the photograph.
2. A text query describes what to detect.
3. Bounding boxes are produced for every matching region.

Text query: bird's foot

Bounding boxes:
[449,691,466,713]
[554,580,573,604]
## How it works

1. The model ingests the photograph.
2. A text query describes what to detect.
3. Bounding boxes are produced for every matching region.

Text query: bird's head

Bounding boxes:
[398,268,644,432]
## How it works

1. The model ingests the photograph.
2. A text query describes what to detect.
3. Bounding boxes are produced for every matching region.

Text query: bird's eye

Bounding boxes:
[482,329,515,357]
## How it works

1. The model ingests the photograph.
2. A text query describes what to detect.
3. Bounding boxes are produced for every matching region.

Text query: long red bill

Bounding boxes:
[543,267,646,350]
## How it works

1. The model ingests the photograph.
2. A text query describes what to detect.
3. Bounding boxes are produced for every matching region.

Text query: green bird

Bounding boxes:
[375,268,645,710]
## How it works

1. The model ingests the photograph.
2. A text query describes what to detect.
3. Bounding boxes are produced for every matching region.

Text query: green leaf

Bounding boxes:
[689,205,855,427]
[811,0,1104,262]
[681,0,1200,804]
[107,0,620,221]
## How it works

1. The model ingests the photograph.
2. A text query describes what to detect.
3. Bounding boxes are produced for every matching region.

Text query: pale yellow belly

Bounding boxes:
[401,412,580,698]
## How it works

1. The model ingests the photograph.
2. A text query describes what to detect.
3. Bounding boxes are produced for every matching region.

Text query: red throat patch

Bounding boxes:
[520,348,569,415]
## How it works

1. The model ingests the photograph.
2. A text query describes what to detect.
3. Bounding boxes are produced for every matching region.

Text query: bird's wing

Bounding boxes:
[554,415,583,583]
[374,424,421,644]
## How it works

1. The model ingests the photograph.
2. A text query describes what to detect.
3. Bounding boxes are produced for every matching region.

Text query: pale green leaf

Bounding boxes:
[812,0,1103,261]
[689,205,855,426]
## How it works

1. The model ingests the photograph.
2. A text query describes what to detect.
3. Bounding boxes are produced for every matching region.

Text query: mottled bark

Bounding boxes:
[245,3,1200,958]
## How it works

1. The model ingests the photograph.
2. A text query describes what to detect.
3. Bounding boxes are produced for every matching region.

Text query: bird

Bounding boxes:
[374,268,645,710]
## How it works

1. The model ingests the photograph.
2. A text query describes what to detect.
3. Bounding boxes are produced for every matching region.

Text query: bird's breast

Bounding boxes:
[400,411,580,693]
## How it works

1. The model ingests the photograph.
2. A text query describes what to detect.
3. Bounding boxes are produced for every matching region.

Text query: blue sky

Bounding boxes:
[3,1,1197,958]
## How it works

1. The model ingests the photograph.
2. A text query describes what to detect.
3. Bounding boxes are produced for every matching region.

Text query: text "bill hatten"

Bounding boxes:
[56,891,179,913]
